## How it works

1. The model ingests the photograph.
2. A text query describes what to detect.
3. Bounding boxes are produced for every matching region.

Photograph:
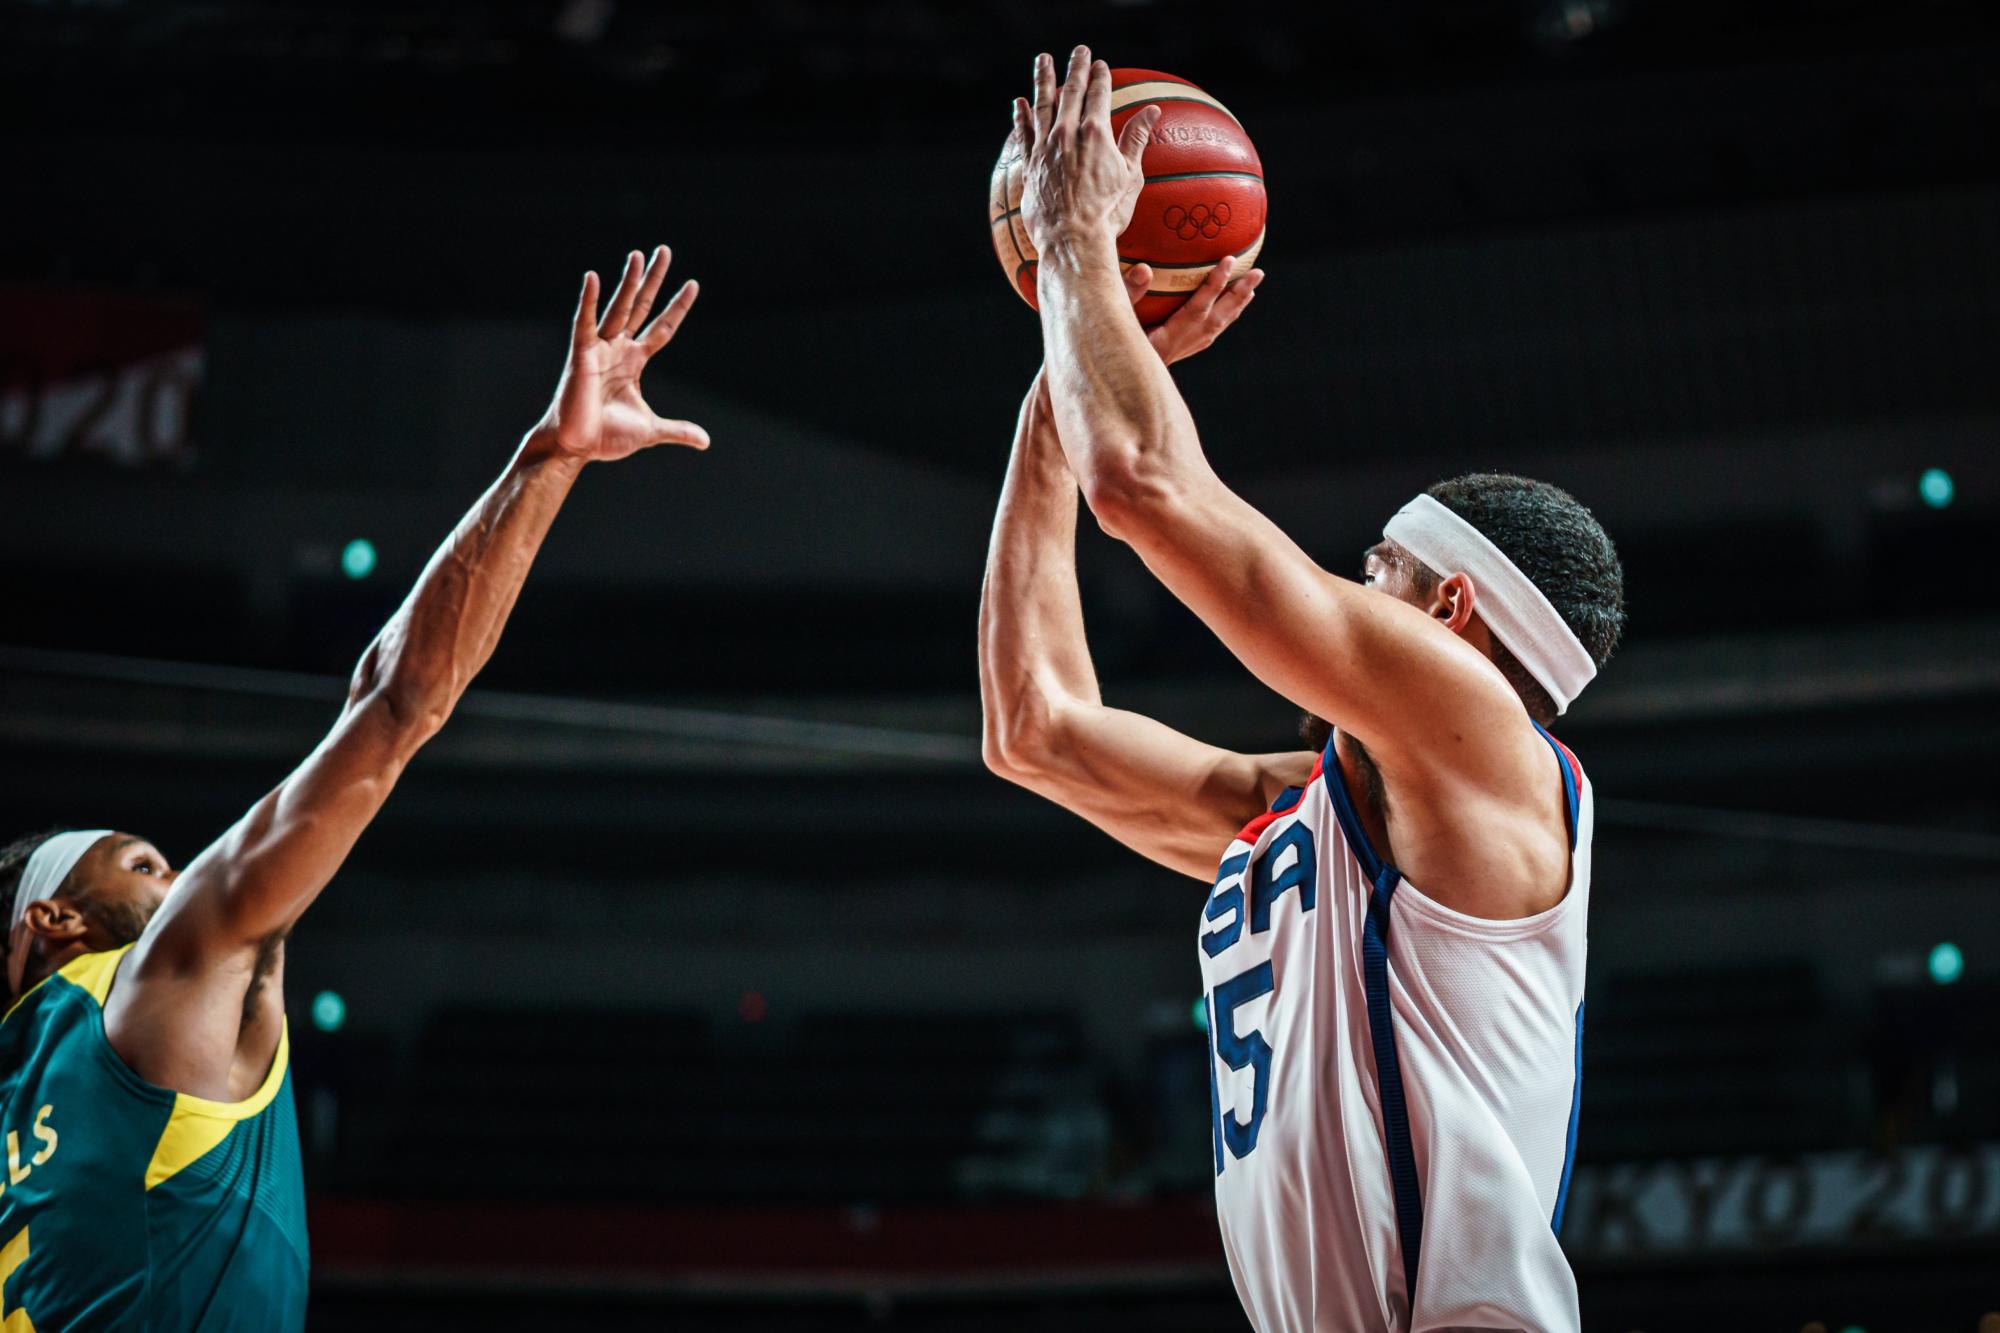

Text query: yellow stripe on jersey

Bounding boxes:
[58,945,131,1006]
[145,1021,290,1191]
[0,979,45,1029]
[1,1223,31,1328]
[1,944,132,1027]
[1,944,291,1189]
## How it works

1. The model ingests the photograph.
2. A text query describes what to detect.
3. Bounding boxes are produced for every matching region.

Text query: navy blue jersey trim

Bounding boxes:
[1552,1000,1584,1233]
[1532,722,1581,852]
[1207,993,1226,1177]
[1361,871,1424,1302]
[1269,784,1303,815]
[1320,732,1394,885]
[1324,733,1423,1303]
[1531,725,1584,1233]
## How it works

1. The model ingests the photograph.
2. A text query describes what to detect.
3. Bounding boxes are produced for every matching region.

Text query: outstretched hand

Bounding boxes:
[1125,257,1264,366]
[1012,47,1162,256]
[535,246,709,462]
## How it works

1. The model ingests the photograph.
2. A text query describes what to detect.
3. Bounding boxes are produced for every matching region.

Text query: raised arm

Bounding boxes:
[1015,51,1531,784]
[980,263,1309,882]
[107,247,708,1095]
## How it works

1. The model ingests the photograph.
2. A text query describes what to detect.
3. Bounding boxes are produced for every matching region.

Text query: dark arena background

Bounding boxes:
[4,2,2000,1329]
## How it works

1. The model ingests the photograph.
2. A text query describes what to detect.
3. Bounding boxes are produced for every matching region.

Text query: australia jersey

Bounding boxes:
[1198,726,1589,1333]
[0,946,308,1332]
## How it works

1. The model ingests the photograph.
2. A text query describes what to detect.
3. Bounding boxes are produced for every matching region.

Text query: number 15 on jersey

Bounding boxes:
[1207,961,1274,1174]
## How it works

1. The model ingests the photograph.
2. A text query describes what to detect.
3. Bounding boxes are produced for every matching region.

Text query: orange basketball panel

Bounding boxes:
[1111,100,1263,180]
[1123,176,1268,267]
[1132,290,1193,326]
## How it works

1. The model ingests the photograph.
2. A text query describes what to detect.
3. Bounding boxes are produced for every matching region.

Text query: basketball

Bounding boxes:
[989,68,1267,327]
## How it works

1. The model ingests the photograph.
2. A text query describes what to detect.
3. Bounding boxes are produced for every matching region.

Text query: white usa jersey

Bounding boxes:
[1198,725,1589,1333]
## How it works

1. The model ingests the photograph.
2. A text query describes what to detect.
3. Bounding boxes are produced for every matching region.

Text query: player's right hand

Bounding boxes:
[1125,257,1265,366]
[1016,48,1161,257]
[532,245,710,462]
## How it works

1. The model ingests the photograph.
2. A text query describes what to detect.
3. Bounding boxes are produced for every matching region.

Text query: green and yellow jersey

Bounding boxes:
[0,947,308,1331]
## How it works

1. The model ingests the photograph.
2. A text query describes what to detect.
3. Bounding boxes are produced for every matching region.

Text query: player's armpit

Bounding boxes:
[100,691,421,1097]
[989,694,1314,882]
[1086,468,1529,785]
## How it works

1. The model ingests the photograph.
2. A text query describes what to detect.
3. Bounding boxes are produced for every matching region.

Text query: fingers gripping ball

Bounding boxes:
[989,68,1266,327]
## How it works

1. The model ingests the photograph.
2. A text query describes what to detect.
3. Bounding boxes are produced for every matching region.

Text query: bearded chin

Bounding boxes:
[94,899,154,948]
[1298,712,1332,753]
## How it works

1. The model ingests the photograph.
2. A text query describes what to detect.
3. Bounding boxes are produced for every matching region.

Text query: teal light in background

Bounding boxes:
[1918,468,1955,509]
[340,538,377,580]
[311,990,347,1032]
[1928,941,1964,986]
[1191,998,1209,1033]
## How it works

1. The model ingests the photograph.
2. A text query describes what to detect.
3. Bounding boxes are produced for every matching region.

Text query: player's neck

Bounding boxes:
[1335,733,1396,863]
[11,939,88,1000]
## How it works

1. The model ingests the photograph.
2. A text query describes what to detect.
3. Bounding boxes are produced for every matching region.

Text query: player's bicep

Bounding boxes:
[1009,700,1313,881]
[138,695,412,968]
[1106,475,1511,760]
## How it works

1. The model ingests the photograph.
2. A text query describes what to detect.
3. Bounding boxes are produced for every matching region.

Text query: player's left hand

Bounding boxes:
[1014,47,1162,256]
[533,245,710,462]
[1125,257,1265,366]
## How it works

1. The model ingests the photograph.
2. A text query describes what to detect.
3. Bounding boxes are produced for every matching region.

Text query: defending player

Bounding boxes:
[980,49,1626,1331]
[0,246,708,1331]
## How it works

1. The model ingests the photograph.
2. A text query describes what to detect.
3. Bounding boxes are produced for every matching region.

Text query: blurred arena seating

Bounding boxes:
[1581,960,1849,1160]
[293,961,1971,1209]
[334,1007,1107,1204]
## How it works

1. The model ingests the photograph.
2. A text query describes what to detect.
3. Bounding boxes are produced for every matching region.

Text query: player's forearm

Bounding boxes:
[350,429,584,743]
[1037,233,1210,527]
[979,371,1102,775]
[152,432,586,951]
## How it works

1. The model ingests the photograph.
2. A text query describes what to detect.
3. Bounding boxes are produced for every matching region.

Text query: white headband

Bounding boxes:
[11,830,112,932]
[1383,494,1597,715]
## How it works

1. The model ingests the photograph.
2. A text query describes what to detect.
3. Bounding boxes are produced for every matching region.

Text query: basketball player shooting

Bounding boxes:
[980,49,1626,1331]
[0,247,706,1331]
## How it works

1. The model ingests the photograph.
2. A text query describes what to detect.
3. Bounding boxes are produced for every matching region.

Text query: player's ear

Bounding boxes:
[23,898,89,945]
[1433,572,1478,635]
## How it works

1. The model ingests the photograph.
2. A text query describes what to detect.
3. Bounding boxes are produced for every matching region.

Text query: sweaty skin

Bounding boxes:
[6,247,710,1101]
[1001,48,1569,916]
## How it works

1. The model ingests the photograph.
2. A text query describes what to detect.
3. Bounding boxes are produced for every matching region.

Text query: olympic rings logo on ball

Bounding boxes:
[1163,202,1231,240]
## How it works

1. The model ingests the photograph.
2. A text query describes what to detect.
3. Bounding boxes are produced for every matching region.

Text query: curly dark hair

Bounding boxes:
[0,827,73,985]
[1418,473,1626,725]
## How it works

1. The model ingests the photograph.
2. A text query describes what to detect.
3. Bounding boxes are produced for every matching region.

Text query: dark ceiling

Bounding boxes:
[6,0,1996,308]
[6,1,1997,475]
[3,1,1995,681]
